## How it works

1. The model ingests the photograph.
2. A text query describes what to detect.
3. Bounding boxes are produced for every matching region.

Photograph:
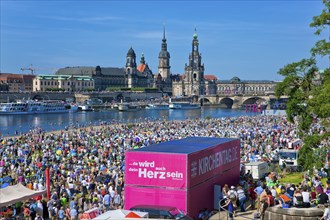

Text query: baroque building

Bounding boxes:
[33,75,94,92]
[55,48,154,91]
[172,30,205,97]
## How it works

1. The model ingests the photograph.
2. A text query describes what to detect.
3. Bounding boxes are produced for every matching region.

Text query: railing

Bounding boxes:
[218,198,255,220]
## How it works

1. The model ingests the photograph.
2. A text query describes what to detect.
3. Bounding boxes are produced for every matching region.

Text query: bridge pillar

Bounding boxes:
[232,96,243,109]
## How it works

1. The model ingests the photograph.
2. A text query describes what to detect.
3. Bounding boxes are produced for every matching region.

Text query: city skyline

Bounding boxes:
[1,1,328,81]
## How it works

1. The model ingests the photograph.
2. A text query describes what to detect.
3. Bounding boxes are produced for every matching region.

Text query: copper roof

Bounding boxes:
[204,75,218,81]
[137,64,146,73]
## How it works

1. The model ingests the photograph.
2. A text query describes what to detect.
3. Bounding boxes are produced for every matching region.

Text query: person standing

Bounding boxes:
[103,191,111,211]
[237,186,246,212]
[222,196,234,220]
[254,183,265,210]
[321,203,330,220]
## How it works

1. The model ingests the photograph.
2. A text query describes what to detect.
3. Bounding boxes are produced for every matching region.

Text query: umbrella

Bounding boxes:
[126,212,141,218]
[93,209,148,219]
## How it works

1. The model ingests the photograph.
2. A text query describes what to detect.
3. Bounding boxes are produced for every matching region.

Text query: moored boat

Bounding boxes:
[169,102,200,110]
[118,103,141,111]
[78,104,94,111]
[145,103,169,110]
[0,100,78,115]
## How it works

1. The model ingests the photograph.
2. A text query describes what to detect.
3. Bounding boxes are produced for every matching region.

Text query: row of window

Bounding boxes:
[36,81,93,87]
[218,86,272,91]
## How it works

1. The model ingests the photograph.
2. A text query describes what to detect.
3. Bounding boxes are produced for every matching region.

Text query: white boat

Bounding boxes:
[0,100,78,115]
[118,103,129,111]
[145,103,169,110]
[78,105,93,111]
[169,102,201,109]
[118,103,141,111]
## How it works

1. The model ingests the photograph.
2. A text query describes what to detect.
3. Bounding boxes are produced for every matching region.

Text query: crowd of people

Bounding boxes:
[0,115,328,220]
[220,168,330,220]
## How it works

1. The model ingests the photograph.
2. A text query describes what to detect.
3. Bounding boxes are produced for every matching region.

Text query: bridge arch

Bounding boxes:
[116,93,124,102]
[219,97,234,108]
[200,97,211,105]
[32,94,46,101]
[242,97,266,106]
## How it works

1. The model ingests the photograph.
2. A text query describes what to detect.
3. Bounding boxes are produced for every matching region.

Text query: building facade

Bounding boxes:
[55,48,154,91]
[0,73,35,92]
[33,75,94,92]
[217,77,277,96]
[172,30,205,97]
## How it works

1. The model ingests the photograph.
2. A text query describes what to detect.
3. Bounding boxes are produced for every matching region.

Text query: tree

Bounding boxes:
[276,0,330,171]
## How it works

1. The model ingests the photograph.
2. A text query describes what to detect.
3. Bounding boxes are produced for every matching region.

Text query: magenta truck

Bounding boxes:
[124,137,240,218]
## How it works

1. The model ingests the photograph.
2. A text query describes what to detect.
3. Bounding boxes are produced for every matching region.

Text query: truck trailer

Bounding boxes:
[124,137,241,218]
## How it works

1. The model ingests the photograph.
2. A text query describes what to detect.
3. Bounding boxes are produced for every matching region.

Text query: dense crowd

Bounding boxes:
[0,115,328,220]
[220,167,330,220]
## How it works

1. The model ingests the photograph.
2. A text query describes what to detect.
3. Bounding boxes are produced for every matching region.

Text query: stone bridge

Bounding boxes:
[0,92,286,109]
[199,94,280,109]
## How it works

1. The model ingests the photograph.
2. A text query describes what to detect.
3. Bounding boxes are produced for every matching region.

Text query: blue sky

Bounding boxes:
[1,1,328,80]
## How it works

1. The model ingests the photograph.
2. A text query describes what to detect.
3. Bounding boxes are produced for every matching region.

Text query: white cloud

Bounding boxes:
[42,15,122,24]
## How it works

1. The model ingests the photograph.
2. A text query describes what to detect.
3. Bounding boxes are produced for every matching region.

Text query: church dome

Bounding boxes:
[127,47,136,57]
[231,76,241,83]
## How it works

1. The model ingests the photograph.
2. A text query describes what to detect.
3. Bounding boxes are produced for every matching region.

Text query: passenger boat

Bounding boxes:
[0,100,78,115]
[78,104,94,111]
[169,102,201,110]
[145,103,169,110]
[118,103,141,111]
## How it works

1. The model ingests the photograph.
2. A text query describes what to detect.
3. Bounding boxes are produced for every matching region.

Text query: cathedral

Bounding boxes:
[172,29,206,97]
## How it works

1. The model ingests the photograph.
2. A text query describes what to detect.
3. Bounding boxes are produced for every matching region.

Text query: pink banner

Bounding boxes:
[124,185,186,212]
[187,140,240,188]
[125,152,187,188]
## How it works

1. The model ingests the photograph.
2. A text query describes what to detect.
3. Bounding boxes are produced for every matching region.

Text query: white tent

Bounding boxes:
[93,209,149,219]
[0,183,46,208]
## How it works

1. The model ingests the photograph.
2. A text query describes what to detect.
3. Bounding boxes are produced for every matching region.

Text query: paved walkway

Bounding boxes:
[210,210,256,220]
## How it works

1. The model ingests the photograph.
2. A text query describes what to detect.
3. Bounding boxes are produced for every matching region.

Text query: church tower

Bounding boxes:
[156,27,172,95]
[184,29,205,96]
[126,47,137,88]
[158,27,171,80]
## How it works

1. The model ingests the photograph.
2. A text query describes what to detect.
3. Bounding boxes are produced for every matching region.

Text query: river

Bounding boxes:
[0,107,259,137]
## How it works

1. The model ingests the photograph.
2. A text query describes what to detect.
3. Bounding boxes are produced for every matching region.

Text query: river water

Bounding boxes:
[0,107,259,137]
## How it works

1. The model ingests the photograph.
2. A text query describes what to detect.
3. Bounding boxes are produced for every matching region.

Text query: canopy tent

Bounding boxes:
[0,183,46,208]
[93,209,148,219]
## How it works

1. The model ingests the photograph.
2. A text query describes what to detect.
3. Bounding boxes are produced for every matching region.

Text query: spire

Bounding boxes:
[193,27,198,39]
[163,25,166,40]
[140,53,145,64]
[161,26,167,51]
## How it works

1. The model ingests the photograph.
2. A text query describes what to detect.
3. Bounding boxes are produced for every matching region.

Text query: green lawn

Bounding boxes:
[279,172,327,186]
